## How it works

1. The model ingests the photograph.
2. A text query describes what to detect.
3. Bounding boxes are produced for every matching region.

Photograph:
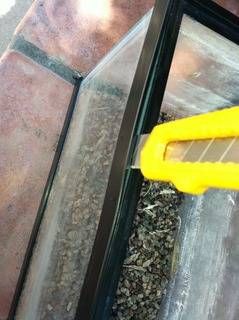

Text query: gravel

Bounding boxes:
[111,113,184,319]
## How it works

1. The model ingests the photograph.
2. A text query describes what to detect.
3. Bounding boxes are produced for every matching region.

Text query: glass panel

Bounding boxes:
[16,11,151,320]
[158,15,239,320]
[162,15,239,117]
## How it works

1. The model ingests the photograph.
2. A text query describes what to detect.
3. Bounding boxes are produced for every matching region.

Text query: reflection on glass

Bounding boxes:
[161,15,239,117]
[159,15,239,320]
[78,0,112,20]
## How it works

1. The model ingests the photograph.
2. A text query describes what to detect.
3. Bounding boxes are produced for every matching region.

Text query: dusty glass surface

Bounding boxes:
[16,12,151,320]
[158,15,239,320]
[162,15,239,117]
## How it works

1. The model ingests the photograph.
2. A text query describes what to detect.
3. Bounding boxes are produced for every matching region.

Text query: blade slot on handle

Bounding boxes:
[166,137,239,163]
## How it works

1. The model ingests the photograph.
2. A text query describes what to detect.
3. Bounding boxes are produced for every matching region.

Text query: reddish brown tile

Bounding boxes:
[214,0,239,16]
[0,1,154,317]
[0,50,73,319]
[15,0,154,72]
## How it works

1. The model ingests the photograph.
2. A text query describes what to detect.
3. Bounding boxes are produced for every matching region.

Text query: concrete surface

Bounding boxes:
[0,0,32,56]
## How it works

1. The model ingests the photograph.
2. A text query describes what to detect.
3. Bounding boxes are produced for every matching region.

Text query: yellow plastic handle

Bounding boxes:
[140,106,239,194]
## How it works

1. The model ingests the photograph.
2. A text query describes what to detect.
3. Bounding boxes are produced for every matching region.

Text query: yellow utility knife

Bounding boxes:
[132,106,239,195]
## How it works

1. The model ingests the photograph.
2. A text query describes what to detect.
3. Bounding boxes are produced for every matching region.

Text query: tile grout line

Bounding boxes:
[9,35,81,84]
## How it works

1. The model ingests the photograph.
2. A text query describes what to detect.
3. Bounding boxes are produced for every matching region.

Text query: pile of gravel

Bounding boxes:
[111,180,183,320]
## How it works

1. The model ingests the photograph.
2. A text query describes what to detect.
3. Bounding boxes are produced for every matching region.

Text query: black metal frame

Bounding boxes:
[76,1,239,319]
[8,75,83,319]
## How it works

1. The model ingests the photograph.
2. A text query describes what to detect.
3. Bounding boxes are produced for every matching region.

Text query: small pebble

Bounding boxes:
[47,304,53,311]
[111,114,184,320]
[66,302,72,312]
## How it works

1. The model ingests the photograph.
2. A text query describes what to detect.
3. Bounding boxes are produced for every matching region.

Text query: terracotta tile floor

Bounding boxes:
[16,0,154,72]
[0,50,73,319]
[0,1,154,318]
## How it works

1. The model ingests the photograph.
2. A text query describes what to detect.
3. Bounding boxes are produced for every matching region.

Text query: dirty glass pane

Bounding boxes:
[158,15,239,320]
[162,15,239,117]
[16,12,151,320]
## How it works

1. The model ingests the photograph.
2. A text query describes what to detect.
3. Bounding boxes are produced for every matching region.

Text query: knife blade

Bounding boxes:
[132,135,239,168]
